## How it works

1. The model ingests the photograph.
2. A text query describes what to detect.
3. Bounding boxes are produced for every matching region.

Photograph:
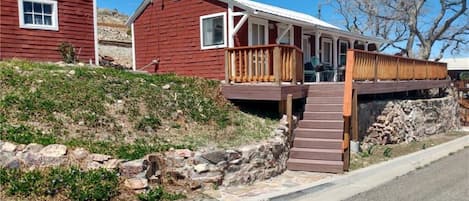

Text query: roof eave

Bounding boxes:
[126,0,153,26]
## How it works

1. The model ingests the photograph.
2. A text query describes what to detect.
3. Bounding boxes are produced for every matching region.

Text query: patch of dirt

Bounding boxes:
[350,131,469,170]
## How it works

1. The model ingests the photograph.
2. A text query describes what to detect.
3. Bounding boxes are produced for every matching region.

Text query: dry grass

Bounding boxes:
[350,131,468,170]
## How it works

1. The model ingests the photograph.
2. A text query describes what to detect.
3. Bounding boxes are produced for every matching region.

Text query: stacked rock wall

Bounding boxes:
[0,117,295,191]
[359,91,459,148]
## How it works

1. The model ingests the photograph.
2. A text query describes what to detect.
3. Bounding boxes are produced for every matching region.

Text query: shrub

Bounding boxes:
[136,116,162,131]
[58,42,76,64]
[460,72,469,80]
[137,187,185,201]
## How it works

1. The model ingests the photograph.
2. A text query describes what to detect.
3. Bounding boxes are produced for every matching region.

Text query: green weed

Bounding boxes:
[0,167,119,200]
[137,187,185,201]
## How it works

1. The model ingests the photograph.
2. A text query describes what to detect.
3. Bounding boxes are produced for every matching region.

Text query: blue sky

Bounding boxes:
[98,0,467,58]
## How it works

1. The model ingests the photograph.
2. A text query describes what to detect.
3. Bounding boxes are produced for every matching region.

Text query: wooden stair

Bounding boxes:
[287,84,346,173]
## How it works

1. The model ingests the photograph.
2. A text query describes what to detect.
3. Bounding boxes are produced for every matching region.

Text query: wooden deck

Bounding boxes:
[222,48,450,173]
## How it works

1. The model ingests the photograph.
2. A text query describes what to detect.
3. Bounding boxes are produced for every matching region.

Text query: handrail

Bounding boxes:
[225,44,303,85]
[352,50,447,81]
[343,50,355,118]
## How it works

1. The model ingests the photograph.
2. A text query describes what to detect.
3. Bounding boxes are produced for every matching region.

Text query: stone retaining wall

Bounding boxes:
[0,116,295,191]
[359,90,459,149]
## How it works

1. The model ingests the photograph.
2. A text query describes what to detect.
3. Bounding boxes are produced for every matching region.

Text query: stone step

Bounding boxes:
[303,112,343,120]
[305,104,343,112]
[293,138,343,149]
[307,97,343,104]
[294,128,343,139]
[290,148,343,161]
[298,120,344,130]
[287,158,344,173]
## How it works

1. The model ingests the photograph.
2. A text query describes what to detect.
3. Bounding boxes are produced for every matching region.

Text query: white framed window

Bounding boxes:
[321,38,332,65]
[277,24,294,45]
[339,40,348,66]
[18,0,58,31]
[248,17,268,46]
[200,12,227,50]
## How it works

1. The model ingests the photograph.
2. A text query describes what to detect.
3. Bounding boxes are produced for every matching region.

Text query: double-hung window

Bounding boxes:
[200,12,227,50]
[18,0,58,31]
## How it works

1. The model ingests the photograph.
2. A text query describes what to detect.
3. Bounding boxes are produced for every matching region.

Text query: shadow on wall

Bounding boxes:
[358,88,452,142]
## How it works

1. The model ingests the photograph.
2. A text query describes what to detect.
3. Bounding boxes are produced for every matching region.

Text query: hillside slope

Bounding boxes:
[0,60,276,159]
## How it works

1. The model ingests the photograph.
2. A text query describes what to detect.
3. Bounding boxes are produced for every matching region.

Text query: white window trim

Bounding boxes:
[338,40,348,66]
[248,17,269,46]
[277,23,294,45]
[321,38,332,65]
[200,12,227,50]
[18,0,59,31]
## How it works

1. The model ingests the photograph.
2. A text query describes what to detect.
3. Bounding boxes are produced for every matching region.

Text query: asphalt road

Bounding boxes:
[344,148,469,201]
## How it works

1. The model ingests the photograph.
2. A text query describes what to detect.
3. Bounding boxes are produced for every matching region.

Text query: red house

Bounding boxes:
[0,0,98,64]
[127,0,382,80]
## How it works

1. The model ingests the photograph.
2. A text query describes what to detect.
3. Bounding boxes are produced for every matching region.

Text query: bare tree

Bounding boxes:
[333,0,468,60]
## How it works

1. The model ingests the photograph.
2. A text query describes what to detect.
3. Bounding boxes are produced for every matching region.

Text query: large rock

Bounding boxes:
[1,142,17,152]
[201,151,226,164]
[120,159,147,178]
[89,154,111,162]
[71,148,90,161]
[24,143,44,153]
[39,144,67,157]
[124,178,148,190]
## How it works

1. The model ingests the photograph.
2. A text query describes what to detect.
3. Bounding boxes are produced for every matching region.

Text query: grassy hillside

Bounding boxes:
[0,60,276,159]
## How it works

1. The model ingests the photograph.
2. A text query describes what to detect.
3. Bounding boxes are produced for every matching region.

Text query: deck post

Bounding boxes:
[292,49,297,85]
[287,94,293,135]
[274,46,282,85]
[225,50,230,84]
[343,117,351,171]
[352,89,359,141]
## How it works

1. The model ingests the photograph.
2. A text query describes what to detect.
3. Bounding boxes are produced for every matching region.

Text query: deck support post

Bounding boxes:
[287,94,293,143]
[352,89,359,141]
[274,46,282,85]
[225,50,230,84]
[278,100,286,115]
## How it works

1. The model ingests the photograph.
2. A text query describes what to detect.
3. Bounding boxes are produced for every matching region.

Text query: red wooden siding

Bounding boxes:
[133,0,227,79]
[0,0,96,62]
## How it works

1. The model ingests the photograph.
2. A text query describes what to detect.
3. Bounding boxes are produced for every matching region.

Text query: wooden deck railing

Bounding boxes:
[342,49,448,170]
[225,44,304,85]
[351,49,448,81]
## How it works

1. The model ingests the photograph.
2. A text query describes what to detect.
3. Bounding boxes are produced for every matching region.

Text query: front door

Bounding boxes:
[248,18,268,46]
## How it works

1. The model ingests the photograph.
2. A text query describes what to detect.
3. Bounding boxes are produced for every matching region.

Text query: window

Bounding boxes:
[248,18,268,46]
[18,0,58,31]
[339,40,348,66]
[321,38,332,65]
[277,24,294,45]
[200,12,227,50]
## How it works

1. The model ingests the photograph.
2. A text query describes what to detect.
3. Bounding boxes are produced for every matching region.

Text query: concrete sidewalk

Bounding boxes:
[250,134,469,201]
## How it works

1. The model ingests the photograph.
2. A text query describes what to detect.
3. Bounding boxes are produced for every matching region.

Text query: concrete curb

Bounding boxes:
[249,134,469,201]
